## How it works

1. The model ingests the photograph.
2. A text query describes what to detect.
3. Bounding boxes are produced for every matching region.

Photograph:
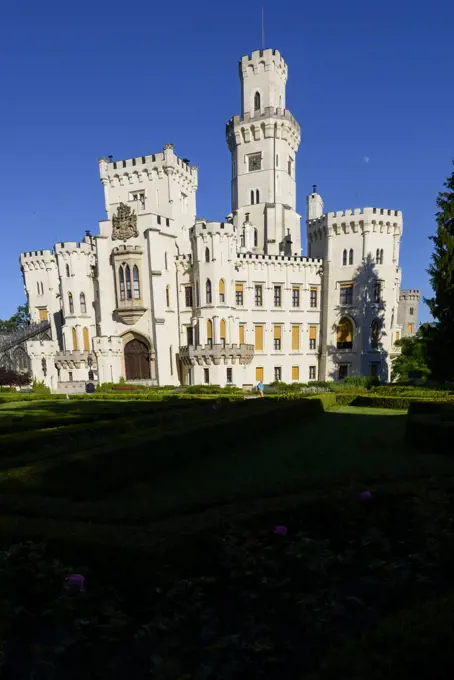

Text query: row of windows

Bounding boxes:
[342,249,385,266]
[198,365,317,386]
[36,281,44,295]
[68,327,91,352]
[186,321,319,352]
[67,292,87,315]
[184,283,319,309]
[336,317,384,351]
[339,281,382,306]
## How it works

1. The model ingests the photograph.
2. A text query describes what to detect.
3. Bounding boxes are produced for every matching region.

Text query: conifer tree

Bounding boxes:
[425,163,454,380]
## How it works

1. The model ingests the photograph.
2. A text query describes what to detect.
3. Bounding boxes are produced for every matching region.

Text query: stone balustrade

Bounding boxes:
[179,343,255,367]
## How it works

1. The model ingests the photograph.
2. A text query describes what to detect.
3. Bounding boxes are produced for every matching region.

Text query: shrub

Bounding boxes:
[342,375,380,389]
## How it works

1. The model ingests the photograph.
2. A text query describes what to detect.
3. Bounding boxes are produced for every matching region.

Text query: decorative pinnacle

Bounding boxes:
[312,184,317,194]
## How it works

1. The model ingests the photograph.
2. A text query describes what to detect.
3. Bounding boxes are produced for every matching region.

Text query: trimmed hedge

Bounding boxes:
[405,413,454,454]
[0,397,326,500]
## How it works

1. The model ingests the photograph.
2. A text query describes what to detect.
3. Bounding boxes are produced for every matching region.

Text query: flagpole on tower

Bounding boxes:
[262,7,265,50]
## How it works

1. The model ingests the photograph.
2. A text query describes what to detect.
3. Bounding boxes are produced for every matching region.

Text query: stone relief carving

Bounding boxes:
[112,203,138,241]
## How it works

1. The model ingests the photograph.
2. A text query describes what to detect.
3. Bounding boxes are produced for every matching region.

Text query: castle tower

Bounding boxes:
[226,49,301,256]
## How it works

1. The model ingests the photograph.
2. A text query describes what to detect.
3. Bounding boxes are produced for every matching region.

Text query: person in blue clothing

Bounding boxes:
[257,381,264,397]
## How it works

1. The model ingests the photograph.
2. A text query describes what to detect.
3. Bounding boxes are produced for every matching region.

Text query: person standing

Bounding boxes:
[257,380,264,397]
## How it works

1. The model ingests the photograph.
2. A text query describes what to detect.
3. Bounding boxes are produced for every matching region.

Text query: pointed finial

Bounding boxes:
[312,184,317,194]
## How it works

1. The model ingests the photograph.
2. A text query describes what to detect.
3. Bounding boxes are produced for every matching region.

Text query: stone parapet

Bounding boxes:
[179,343,255,366]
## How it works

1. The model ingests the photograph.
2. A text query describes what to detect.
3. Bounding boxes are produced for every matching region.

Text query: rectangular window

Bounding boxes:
[186,326,194,346]
[130,191,145,209]
[254,284,263,307]
[292,287,300,307]
[409,307,414,316]
[396,331,400,342]
[339,284,353,305]
[256,366,264,383]
[373,282,382,303]
[273,325,282,351]
[309,325,317,350]
[255,325,264,351]
[248,153,262,172]
[407,323,414,334]
[239,325,245,345]
[291,325,300,351]
[339,364,348,380]
[204,368,209,384]
[274,366,282,382]
[226,367,233,384]
[235,283,244,306]
[68,371,73,382]
[181,192,188,213]
[292,366,299,381]
[273,285,282,307]
[310,287,318,308]
[38,308,48,321]
[288,157,293,176]
[157,215,161,225]
[185,286,193,307]
[309,366,316,380]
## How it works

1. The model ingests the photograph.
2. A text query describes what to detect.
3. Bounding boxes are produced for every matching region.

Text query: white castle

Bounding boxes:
[16,48,420,392]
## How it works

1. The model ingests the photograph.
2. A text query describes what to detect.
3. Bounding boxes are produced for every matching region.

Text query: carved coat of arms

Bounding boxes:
[112,203,138,241]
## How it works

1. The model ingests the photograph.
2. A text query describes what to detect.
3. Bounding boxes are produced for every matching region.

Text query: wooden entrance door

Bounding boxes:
[124,339,151,380]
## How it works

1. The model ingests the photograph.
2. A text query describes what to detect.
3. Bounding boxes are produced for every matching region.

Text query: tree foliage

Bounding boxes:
[391,325,431,382]
[0,305,31,334]
[425,162,454,380]
[0,368,31,387]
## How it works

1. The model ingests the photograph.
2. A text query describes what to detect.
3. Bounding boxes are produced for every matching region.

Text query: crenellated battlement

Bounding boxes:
[226,108,300,151]
[307,206,403,242]
[399,289,421,299]
[99,144,198,192]
[191,219,237,238]
[235,252,322,274]
[240,49,287,81]
[111,245,144,255]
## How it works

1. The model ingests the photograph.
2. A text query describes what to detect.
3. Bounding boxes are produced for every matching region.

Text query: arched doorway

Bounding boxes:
[124,339,151,380]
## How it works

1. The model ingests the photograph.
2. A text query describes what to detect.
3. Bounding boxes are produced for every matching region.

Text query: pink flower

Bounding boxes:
[65,574,85,591]
[360,490,373,501]
[273,525,288,536]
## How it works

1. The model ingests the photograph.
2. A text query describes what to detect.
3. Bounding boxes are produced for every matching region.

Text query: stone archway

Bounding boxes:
[124,338,151,380]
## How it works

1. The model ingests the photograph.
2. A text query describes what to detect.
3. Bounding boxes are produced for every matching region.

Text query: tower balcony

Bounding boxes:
[54,351,96,370]
[179,343,255,367]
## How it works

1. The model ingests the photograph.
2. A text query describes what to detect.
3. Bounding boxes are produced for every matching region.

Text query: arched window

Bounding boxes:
[66,264,70,277]
[37,282,40,294]
[164,252,168,270]
[220,319,226,347]
[133,265,140,299]
[342,249,347,266]
[83,327,90,351]
[68,292,74,314]
[376,248,384,264]
[80,293,86,314]
[380,249,384,264]
[254,228,258,247]
[206,279,212,304]
[165,285,170,307]
[119,266,125,301]
[72,327,78,351]
[250,190,255,205]
[205,247,210,263]
[219,279,225,304]
[207,319,213,347]
[256,189,260,204]
[349,248,354,265]
[254,91,261,111]
[336,317,353,350]
[125,265,132,299]
[371,318,380,349]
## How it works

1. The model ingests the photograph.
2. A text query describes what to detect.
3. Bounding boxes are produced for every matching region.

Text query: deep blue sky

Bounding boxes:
[1,0,453,320]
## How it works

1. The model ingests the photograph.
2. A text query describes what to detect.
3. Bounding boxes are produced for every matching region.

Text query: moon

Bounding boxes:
[363,156,370,163]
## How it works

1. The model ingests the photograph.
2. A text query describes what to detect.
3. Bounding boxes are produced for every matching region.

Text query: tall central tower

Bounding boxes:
[226,49,301,256]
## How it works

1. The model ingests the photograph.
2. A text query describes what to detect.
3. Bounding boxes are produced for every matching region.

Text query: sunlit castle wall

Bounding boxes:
[307,190,403,381]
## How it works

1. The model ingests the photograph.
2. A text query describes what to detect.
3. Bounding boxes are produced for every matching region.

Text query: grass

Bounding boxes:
[3,399,454,678]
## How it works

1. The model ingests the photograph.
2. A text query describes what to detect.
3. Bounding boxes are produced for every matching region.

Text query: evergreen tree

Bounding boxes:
[425,163,454,380]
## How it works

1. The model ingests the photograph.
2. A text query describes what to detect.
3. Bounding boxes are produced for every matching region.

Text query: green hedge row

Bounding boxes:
[1,397,325,501]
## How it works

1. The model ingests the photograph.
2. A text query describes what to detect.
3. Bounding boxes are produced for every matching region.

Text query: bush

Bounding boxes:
[406,413,454,453]
[342,375,380,389]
